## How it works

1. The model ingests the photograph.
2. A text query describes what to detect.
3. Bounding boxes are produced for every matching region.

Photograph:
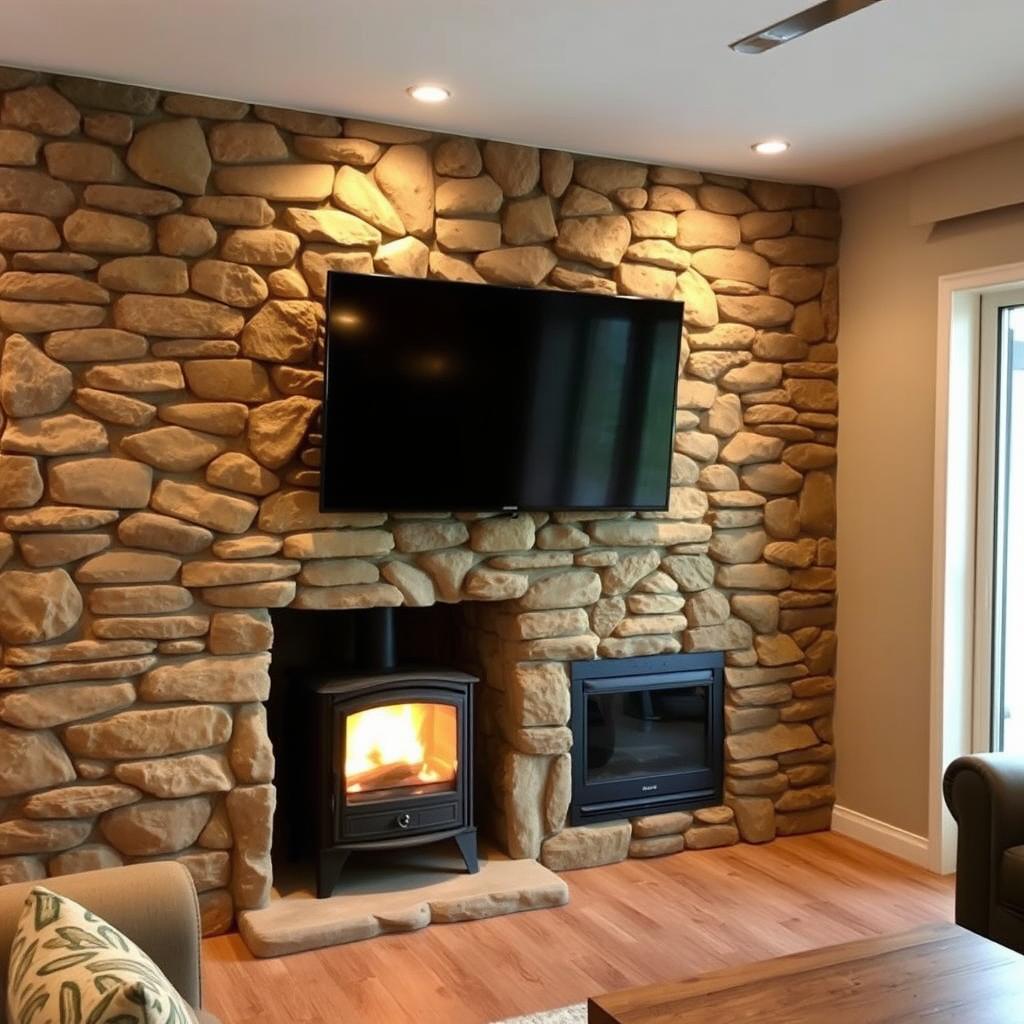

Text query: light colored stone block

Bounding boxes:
[540,822,631,871]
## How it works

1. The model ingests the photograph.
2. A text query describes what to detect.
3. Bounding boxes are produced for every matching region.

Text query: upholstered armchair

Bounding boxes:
[943,753,1024,953]
[0,861,221,1024]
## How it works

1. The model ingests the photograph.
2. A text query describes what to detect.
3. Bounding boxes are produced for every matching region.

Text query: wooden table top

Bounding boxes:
[588,922,1024,1023]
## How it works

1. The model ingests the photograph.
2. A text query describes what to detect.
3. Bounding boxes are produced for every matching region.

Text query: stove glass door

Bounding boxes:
[343,701,458,804]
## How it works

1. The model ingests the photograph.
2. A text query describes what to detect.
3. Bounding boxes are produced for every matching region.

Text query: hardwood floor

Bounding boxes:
[202,833,954,1024]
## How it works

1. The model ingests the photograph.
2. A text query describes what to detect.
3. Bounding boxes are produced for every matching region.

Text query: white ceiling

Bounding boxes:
[4,0,1024,187]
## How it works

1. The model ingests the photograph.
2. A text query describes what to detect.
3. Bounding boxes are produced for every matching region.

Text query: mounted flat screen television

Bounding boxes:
[321,272,683,512]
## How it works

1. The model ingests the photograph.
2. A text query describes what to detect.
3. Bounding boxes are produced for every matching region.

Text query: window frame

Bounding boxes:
[930,265,1024,874]
[975,290,1024,752]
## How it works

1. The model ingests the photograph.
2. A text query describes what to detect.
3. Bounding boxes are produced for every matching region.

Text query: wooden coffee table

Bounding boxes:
[589,922,1024,1022]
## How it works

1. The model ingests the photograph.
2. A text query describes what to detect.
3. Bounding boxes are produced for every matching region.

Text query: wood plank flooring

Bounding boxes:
[202,833,954,1024]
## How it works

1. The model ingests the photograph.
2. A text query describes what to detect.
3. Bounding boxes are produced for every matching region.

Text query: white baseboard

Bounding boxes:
[831,805,933,870]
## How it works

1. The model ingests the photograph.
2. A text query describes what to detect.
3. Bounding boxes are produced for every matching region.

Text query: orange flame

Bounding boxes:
[345,702,457,795]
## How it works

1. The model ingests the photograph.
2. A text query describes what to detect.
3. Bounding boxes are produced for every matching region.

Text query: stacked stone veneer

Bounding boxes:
[0,65,839,936]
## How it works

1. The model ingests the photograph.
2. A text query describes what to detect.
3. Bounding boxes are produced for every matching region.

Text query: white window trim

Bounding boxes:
[930,262,1024,874]
[972,290,1024,753]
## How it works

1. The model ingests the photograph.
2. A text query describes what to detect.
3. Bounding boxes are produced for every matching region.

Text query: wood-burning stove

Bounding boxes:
[312,668,478,898]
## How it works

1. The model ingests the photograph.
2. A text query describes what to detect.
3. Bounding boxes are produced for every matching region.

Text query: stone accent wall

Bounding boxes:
[0,65,839,935]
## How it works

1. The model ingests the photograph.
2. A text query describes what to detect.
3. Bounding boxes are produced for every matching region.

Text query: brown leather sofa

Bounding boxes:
[0,860,221,1024]
[943,753,1024,952]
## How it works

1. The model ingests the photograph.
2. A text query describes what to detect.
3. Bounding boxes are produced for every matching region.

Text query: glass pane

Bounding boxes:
[998,307,1024,752]
[586,686,709,784]
[344,702,457,802]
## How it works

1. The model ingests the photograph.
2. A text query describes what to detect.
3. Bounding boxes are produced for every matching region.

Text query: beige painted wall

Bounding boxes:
[837,160,1024,837]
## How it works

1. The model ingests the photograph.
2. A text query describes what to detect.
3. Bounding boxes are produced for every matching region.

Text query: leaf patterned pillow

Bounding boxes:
[6,886,195,1024]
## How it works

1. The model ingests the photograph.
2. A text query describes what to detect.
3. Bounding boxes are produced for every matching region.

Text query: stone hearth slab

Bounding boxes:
[237,847,569,957]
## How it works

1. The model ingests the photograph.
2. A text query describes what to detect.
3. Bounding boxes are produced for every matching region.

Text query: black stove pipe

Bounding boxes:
[355,606,397,673]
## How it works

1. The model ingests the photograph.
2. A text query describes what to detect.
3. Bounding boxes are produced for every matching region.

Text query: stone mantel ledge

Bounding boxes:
[0,64,838,937]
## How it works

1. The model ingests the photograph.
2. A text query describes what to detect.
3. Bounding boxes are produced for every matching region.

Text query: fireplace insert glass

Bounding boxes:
[585,686,709,784]
[570,652,724,824]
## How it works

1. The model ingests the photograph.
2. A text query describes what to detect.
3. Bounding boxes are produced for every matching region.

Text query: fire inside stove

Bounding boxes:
[344,702,458,802]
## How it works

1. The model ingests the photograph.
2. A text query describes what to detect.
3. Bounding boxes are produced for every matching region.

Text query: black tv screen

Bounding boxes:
[321,272,682,512]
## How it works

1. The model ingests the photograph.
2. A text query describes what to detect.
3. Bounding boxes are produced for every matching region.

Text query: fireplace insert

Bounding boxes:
[569,652,724,825]
[313,668,478,898]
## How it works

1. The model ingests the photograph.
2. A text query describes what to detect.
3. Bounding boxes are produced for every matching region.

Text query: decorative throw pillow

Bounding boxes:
[6,886,195,1024]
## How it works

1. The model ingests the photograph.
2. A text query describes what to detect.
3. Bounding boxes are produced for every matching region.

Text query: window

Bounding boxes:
[931,265,1024,873]
[976,291,1024,752]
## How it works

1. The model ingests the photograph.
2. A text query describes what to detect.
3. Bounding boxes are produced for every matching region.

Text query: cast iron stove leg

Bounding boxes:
[317,848,351,898]
[455,829,479,874]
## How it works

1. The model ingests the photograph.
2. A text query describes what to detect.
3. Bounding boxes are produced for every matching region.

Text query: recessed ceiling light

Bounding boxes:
[407,84,450,104]
[752,140,790,155]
